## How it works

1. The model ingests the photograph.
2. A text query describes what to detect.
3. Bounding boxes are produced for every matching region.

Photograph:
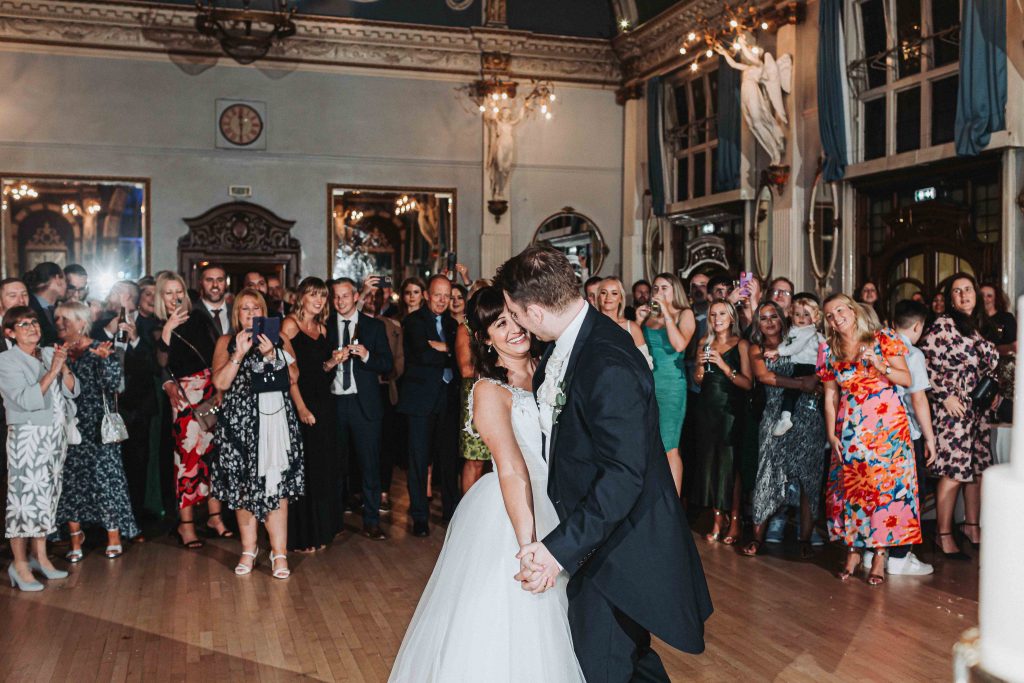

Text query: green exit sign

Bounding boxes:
[914,187,937,202]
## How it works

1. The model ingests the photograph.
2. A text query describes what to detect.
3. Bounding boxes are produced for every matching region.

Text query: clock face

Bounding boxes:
[219,104,263,146]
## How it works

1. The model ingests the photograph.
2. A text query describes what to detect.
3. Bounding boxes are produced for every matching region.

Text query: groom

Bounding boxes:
[496,245,713,682]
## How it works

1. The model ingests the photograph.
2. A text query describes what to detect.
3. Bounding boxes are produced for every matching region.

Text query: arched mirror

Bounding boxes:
[807,171,841,297]
[532,207,607,282]
[751,185,773,279]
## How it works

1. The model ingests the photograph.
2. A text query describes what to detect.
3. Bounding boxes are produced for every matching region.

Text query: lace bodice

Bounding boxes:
[465,378,546,478]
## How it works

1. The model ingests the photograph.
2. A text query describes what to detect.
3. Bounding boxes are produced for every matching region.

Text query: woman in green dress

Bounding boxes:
[694,299,752,545]
[640,273,696,495]
[457,287,491,492]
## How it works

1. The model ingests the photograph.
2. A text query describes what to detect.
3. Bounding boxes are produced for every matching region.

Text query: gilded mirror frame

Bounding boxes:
[532,207,608,282]
[1,172,151,283]
[326,183,457,281]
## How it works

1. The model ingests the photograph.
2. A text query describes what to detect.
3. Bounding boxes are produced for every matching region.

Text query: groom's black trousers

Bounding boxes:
[568,575,670,683]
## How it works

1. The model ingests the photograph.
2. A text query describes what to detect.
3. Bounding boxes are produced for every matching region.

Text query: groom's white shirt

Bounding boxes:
[538,300,588,440]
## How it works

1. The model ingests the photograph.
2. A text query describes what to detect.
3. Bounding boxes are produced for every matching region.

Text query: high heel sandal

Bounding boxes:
[705,511,728,543]
[269,553,290,580]
[866,550,887,586]
[65,530,85,563]
[836,548,860,581]
[173,521,205,550]
[959,522,981,549]
[741,539,762,557]
[205,512,235,539]
[105,544,123,559]
[28,557,68,580]
[235,548,260,576]
[934,532,970,560]
[722,516,742,546]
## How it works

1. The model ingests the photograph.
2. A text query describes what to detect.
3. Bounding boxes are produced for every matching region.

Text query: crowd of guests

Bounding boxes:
[1,255,1012,591]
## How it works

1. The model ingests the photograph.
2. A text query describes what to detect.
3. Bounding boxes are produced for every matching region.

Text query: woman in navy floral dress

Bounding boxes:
[56,302,139,562]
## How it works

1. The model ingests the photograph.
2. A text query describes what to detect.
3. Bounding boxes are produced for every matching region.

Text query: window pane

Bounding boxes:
[896,87,921,153]
[931,0,960,67]
[692,79,707,144]
[693,152,707,198]
[861,0,888,89]
[864,98,887,160]
[677,157,689,202]
[973,179,1001,244]
[673,84,690,149]
[896,0,922,78]
[931,75,958,145]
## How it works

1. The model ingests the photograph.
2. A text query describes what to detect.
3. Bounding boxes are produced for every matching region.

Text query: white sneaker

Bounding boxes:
[772,413,793,437]
[886,552,934,576]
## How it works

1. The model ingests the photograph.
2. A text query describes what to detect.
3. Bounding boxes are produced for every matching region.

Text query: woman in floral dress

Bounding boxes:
[818,293,920,586]
[55,302,139,561]
[919,273,998,557]
[211,289,304,579]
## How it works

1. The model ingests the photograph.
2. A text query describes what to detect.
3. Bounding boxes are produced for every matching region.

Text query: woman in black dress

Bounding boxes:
[281,277,339,552]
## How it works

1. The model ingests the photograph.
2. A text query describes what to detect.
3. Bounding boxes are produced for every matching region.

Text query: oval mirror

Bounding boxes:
[752,185,773,279]
[807,171,840,296]
[532,207,607,282]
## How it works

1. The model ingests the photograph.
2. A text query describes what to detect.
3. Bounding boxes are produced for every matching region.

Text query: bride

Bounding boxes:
[389,286,584,682]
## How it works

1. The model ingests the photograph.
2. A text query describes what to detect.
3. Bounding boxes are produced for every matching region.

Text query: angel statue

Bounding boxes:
[715,33,792,167]
[485,105,525,199]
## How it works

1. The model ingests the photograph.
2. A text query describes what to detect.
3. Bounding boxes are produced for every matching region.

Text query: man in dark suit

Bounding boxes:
[91,280,158,529]
[193,264,232,338]
[397,274,458,537]
[25,262,65,347]
[497,245,712,683]
[327,278,393,539]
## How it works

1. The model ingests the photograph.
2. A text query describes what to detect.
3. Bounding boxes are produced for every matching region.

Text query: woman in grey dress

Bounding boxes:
[0,306,79,591]
[54,301,140,562]
[743,301,827,558]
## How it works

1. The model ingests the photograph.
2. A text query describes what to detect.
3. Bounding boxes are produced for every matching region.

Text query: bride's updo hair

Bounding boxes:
[466,286,510,384]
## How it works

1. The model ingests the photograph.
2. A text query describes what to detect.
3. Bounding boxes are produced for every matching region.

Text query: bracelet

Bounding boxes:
[730,368,738,381]
[230,357,242,365]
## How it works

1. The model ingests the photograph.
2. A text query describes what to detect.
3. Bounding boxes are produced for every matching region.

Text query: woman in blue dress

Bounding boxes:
[640,273,696,495]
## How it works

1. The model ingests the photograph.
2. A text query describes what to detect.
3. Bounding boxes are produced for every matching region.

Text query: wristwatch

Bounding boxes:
[884,364,892,376]
[730,368,738,381]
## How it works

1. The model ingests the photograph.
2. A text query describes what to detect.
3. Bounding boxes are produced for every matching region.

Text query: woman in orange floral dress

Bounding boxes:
[818,294,921,586]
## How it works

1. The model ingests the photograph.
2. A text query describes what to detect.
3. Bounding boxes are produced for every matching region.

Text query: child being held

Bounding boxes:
[768,295,825,437]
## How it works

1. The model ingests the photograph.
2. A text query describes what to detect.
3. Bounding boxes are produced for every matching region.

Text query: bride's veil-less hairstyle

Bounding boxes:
[467,286,514,384]
[495,244,579,312]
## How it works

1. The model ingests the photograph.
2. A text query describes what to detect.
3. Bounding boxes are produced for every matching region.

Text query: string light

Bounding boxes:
[679,46,687,54]
[687,32,697,41]
[761,21,769,30]
[690,62,699,71]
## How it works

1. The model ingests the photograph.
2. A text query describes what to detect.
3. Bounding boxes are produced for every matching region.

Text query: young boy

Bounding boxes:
[866,299,937,575]
[770,295,825,436]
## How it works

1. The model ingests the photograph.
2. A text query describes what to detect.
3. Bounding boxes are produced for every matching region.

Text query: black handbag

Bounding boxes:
[253,348,290,394]
[969,374,999,409]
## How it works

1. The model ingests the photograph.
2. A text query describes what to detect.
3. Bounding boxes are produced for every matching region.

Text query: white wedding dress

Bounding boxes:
[389,379,584,682]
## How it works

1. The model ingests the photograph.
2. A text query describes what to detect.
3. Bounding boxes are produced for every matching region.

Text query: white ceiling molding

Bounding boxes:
[0,0,621,85]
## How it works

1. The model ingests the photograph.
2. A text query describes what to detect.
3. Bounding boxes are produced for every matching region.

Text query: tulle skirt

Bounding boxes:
[389,472,584,682]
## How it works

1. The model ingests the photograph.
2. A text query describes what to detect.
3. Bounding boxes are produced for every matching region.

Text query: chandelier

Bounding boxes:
[462,76,557,121]
[195,0,297,65]
[395,196,418,216]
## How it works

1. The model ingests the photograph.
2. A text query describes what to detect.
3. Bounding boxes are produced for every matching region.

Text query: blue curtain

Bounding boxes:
[955,0,1007,156]
[646,76,666,216]
[714,56,741,192]
[817,0,848,182]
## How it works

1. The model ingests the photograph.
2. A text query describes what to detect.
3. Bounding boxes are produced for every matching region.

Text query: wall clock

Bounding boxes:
[215,99,267,150]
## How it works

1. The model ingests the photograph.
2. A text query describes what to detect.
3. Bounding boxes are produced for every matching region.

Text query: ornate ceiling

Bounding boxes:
[151,0,617,39]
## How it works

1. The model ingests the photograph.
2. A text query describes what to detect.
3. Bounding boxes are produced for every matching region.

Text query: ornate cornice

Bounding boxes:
[0,1,621,85]
[612,0,724,84]
[613,1,801,85]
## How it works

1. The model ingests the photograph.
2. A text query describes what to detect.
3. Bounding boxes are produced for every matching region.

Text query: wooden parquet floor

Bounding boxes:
[0,471,977,682]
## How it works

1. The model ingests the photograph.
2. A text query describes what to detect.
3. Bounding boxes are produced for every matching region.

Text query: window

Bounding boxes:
[973,179,1000,244]
[666,68,718,202]
[848,0,961,161]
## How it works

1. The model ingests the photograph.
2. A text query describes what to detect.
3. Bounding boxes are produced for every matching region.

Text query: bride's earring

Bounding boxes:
[487,344,495,354]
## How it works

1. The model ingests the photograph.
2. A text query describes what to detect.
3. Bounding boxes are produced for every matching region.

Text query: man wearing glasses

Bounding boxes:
[63,264,89,303]
[767,277,794,318]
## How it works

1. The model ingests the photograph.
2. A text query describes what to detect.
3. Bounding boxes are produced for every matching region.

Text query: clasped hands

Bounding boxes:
[514,542,560,594]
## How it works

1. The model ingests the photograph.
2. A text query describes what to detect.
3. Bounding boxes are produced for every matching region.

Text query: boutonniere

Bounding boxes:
[552,379,567,426]
[538,375,568,426]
